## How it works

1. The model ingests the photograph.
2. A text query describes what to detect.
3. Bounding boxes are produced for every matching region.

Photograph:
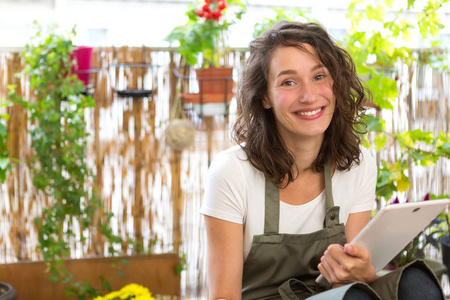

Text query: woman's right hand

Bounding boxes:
[204,215,244,300]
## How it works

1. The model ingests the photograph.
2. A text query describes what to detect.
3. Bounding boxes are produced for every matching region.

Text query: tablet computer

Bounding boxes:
[316,198,450,284]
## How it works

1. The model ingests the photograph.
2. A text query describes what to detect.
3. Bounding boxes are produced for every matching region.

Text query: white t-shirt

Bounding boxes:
[200,145,377,261]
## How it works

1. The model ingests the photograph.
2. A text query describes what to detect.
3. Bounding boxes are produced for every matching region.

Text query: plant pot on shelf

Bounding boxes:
[71,46,99,95]
[72,46,93,85]
[181,92,233,117]
[0,282,17,300]
[182,66,234,117]
[195,66,233,95]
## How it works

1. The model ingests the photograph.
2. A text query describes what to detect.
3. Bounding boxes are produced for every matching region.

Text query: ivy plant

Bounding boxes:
[8,22,122,299]
[0,99,12,183]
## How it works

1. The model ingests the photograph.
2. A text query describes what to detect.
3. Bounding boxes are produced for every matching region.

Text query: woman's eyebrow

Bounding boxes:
[276,64,326,78]
[311,64,326,71]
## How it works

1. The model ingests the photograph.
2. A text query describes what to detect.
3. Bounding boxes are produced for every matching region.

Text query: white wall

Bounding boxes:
[0,0,449,48]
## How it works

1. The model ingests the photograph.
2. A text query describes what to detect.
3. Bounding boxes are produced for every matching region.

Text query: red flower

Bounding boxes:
[197,0,227,22]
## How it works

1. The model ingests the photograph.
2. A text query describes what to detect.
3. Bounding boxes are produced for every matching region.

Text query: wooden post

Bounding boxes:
[133,97,144,251]
[7,53,26,260]
[205,116,213,167]
[171,150,182,252]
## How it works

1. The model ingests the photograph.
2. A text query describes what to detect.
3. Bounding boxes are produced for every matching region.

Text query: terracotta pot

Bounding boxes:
[195,66,233,96]
[181,92,233,104]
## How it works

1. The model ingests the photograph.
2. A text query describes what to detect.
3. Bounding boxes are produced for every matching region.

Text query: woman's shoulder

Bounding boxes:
[208,144,261,180]
[359,146,377,169]
[336,146,377,180]
[211,145,247,169]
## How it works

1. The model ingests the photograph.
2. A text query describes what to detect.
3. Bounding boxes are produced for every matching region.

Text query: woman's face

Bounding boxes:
[263,44,335,146]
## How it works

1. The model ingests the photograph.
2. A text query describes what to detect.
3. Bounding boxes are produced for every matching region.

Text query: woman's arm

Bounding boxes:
[318,211,376,286]
[345,210,371,242]
[204,215,244,300]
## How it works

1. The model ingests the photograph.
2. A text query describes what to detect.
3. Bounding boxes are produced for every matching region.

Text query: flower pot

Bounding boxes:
[0,282,17,300]
[195,66,233,96]
[71,46,93,86]
[440,235,450,272]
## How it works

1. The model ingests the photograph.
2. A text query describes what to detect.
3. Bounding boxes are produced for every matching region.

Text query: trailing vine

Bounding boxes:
[8,22,122,299]
[0,99,12,183]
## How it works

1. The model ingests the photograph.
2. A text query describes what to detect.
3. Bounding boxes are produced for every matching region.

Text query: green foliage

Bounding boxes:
[373,130,450,201]
[344,0,449,110]
[0,100,12,183]
[165,0,246,68]
[8,21,122,299]
[344,0,449,203]
[174,253,187,275]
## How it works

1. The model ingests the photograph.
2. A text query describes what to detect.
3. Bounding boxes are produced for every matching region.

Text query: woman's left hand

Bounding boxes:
[317,243,376,286]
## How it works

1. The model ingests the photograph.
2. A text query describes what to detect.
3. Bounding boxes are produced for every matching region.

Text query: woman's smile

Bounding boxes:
[294,106,325,118]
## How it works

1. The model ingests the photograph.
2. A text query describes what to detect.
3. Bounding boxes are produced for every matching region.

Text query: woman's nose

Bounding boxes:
[299,83,317,103]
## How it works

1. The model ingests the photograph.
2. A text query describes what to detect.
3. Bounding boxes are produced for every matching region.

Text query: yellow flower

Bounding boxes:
[94,283,155,300]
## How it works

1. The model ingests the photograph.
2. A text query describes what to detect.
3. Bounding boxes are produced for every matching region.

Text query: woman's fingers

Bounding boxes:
[318,244,376,285]
[318,244,351,284]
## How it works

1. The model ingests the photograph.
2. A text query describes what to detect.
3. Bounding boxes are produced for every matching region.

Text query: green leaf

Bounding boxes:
[364,115,385,132]
[374,133,387,151]
[0,157,10,169]
[397,173,411,192]
[407,0,416,9]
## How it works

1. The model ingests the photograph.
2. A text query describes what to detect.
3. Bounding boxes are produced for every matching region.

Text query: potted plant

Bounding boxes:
[165,0,246,113]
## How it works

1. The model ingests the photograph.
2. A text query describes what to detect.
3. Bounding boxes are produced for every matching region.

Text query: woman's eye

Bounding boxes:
[314,74,325,81]
[281,80,295,86]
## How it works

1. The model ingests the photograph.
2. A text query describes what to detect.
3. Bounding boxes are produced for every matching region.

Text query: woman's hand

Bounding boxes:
[317,243,376,286]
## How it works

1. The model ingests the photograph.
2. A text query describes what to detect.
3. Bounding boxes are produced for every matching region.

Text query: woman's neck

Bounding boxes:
[285,135,324,172]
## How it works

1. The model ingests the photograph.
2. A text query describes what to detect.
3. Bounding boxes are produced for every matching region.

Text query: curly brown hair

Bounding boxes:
[232,21,370,188]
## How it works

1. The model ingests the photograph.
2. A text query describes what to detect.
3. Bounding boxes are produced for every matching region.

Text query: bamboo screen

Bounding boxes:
[0,47,449,298]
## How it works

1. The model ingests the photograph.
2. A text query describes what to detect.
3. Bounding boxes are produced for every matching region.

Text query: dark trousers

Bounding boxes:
[344,266,443,300]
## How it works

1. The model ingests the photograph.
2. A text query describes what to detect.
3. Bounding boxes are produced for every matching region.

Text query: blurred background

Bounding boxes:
[1,0,450,49]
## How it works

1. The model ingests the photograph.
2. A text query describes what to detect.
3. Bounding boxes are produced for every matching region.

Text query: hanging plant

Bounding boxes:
[8,21,122,299]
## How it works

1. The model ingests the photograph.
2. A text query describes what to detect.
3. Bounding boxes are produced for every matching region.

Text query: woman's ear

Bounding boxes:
[262,98,271,109]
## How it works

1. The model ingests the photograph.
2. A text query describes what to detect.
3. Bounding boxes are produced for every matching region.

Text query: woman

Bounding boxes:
[200,21,443,300]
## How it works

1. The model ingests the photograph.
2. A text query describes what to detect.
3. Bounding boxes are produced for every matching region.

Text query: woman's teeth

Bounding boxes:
[297,107,322,116]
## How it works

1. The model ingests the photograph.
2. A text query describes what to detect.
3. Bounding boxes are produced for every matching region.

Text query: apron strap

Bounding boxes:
[323,161,341,228]
[324,161,333,209]
[264,178,280,234]
[278,278,315,300]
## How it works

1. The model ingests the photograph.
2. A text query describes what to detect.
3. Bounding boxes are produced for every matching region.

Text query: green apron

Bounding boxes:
[242,162,348,300]
[241,162,443,300]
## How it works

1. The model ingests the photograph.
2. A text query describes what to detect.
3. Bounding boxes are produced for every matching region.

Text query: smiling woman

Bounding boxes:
[199,21,445,300]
